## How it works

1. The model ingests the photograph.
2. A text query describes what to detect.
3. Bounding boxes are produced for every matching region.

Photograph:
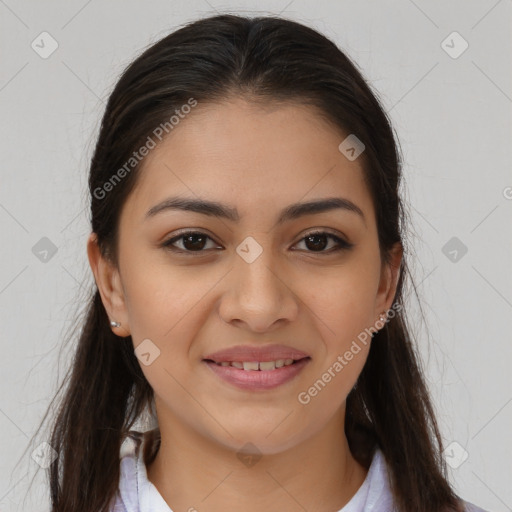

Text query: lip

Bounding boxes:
[204,357,310,391]
[203,344,310,363]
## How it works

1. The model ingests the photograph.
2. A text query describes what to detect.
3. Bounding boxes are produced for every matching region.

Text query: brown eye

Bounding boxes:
[294,231,353,254]
[162,231,219,252]
[161,230,353,255]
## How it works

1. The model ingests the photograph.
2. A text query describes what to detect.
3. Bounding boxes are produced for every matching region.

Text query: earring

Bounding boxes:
[110,320,121,328]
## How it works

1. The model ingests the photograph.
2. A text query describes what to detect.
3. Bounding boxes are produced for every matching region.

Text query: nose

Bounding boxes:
[218,241,299,333]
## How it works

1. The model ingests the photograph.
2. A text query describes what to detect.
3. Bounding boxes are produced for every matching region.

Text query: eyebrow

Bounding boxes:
[145,196,366,226]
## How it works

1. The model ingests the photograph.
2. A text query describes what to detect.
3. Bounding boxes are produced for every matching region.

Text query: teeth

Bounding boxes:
[215,359,298,370]
[243,361,259,371]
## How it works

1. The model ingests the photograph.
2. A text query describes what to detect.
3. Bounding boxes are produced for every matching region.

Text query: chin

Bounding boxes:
[210,424,303,456]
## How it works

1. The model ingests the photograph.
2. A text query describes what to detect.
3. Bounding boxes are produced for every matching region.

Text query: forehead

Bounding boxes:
[123,97,375,225]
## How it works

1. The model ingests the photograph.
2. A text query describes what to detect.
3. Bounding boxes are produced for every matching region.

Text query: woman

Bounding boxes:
[42,13,487,512]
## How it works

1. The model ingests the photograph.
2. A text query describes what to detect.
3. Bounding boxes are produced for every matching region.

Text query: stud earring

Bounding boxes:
[110,320,121,328]
[377,312,387,330]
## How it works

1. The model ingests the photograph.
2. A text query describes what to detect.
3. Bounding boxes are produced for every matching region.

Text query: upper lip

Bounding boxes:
[203,344,310,363]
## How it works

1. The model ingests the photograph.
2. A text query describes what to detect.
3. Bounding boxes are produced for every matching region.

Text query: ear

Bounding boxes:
[374,242,403,321]
[87,232,131,337]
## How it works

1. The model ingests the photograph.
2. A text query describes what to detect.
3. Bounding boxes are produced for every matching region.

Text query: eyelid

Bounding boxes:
[298,228,349,244]
[162,230,222,252]
[161,228,353,254]
[293,229,353,252]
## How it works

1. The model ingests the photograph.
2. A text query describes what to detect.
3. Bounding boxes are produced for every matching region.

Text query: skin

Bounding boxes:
[88,97,402,512]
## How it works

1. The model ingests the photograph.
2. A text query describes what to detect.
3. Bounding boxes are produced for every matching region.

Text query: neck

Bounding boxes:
[146,406,368,512]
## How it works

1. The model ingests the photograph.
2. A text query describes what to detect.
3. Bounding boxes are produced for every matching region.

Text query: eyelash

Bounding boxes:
[161,230,353,255]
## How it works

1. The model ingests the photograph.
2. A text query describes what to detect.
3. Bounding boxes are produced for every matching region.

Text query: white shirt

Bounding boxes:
[110,430,488,512]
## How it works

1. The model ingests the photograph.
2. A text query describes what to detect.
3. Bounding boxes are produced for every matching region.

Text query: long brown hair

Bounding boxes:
[30,14,465,512]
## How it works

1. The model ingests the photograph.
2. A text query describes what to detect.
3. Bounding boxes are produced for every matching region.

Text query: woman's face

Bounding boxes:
[89,97,401,454]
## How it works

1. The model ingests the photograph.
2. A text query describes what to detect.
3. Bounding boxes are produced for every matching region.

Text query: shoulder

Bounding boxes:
[365,448,396,510]
[362,449,489,512]
[107,429,163,512]
[338,448,396,511]
[461,500,490,512]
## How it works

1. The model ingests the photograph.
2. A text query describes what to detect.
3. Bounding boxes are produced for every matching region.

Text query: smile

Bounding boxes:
[210,358,298,370]
[203,357,311,390]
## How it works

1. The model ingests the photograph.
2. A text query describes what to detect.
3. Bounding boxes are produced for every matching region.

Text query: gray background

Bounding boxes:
[1,1,511,511]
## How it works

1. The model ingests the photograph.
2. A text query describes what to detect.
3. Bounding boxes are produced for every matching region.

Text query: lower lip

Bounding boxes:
[204,358,310,391]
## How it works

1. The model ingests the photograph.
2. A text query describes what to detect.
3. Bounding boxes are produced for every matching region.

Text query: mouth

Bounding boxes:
[202,356,311,390]
[203,357,310,371]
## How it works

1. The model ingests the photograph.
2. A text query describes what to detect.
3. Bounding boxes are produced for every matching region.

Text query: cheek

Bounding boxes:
[121,264,211,430]
[119,275,195,404]
[121,253,210,341]
[308,266,380,348]
[291,262,377,407]
[297,306,372,429]
[291,330,371,450]
[120,257,220,388]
